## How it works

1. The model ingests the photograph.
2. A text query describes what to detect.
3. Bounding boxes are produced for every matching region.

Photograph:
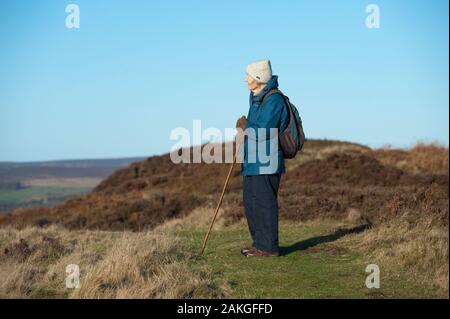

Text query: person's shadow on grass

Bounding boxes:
[279,224,370,256]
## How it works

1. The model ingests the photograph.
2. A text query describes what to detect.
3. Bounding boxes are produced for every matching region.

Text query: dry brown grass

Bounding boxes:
[0,225,230,299]
[340,211,449,295]
[155,205,230,233]
[0,206,447,298]
[371,142,449,175]
[285,140,371,171]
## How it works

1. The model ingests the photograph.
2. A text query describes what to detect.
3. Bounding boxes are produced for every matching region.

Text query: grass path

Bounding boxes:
[179,221,440,298]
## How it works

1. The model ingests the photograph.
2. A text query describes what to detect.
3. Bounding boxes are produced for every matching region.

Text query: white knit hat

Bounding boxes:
[246,59,272,83]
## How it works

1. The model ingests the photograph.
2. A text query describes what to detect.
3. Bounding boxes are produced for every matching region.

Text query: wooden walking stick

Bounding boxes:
[200,141,240,255]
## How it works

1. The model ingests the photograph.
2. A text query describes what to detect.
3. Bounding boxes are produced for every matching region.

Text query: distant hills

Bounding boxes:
[0,157,147,212]
[0,157,147,179]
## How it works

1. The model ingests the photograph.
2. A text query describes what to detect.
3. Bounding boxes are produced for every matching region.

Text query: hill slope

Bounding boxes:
[0,139,447,298]
[0,139,447,231]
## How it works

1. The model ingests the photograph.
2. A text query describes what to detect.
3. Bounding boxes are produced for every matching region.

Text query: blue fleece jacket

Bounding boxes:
[241,75,289,176]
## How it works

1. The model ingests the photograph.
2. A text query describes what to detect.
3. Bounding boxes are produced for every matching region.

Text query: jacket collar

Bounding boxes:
[251,75,279,102]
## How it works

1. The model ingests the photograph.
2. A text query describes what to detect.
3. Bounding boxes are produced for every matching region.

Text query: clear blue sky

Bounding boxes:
[0,0,448,162]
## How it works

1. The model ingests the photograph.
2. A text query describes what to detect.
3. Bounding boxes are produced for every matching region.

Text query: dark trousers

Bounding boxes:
[243,174,281,253]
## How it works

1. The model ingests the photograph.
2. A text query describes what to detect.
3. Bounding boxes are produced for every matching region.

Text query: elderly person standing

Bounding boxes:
[236,60,289,257]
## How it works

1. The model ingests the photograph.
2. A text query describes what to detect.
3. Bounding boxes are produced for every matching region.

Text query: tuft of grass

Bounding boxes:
[372,142,449,175]
[340,211,449,295]
[0,225,229,299]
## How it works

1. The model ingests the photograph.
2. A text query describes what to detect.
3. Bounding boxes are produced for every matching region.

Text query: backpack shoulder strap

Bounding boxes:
[260,88,283,107]
[261,89,296,133]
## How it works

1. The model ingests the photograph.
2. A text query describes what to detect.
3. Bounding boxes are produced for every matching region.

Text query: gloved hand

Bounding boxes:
[236,116,247,130]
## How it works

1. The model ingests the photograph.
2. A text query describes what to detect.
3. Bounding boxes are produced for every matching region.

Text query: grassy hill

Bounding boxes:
[0,139,448,298]
[0,139,447,230]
